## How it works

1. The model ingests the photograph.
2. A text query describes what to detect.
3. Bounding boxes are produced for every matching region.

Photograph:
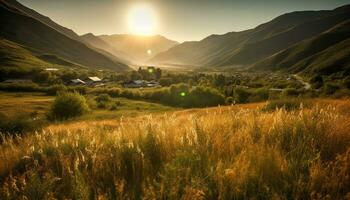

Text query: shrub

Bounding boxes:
[333,89,350,98]
[282,88,300,97]
[310,75,324,89]
[46,84,67,95]
[324,83,340,95]
[225,97,234,105]
[248,88,269,102]
[109,102,120,110]
[0,83,42,93]
[0,113,45,135]
[344,77,350,89]
[48,92,89,120]
[97,102,107,109]
[188,86,225,107]
[233,88,250,103]
[262,98,311,112]
[68,86,88,94]
[95,93,111,103]
[159,78,172,86]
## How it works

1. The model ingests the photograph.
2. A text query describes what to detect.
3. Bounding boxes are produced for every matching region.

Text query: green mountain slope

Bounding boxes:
[0,0,129,71]
[0,39,52,71]
[1,0,81,41]
[292,38,350,75]
[250,19,350,75]
[150,4,350,72]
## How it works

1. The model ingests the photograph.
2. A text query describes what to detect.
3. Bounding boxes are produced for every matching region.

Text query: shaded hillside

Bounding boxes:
[0,0,129,71]
[292,38,350,75]
[1,0,81,41]
[251,20,350,75]
[219,9,350,66]
[37,54,83,68]
[151,4,350,72]
[0,39,52,72]
[99,34,178,64]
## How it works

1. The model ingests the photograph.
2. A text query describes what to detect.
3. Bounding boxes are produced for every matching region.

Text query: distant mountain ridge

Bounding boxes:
[98,34,179,64]
[151,4,350,75]
[80,33,135,64]
[0,0,129,71]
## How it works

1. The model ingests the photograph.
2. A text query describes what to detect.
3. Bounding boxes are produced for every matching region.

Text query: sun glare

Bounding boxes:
[128,4,157,36]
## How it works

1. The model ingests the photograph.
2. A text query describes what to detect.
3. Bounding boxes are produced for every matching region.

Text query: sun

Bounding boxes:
[128,4,157,36]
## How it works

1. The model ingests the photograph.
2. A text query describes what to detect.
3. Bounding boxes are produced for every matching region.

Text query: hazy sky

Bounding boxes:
[18,0,350,42]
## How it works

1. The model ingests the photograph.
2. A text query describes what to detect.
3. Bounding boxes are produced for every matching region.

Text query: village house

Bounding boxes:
[123,80,160,88]
[84,77,102,86]
[68,79,86,86]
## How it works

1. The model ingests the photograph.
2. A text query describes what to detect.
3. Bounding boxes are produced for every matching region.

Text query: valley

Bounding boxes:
[0,0,350,199]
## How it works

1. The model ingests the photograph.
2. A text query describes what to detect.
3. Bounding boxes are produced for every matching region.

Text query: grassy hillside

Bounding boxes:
[219,10,350,66]
[99,34,179,63]
[0,91,176,120]
[150,5,350,73]
[0,100,349,199]
[0,39,53,72]
[0,1,129,71]
[1,0,81,41]
[250,20,350,75]
[293,38,350,75]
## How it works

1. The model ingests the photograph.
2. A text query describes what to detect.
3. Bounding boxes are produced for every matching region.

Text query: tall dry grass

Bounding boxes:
[0,101,349,199]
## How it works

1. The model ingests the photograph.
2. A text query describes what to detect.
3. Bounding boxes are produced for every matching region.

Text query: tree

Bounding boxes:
[233,88,250,103]
[213,74,226,87]
[48,92,89,120]
[344,77,350,89]
[310,75,323,89]
[155,68,162,80]
[129,71,142,80]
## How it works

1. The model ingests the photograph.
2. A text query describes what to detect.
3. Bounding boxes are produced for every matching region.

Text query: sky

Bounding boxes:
[18,0,350,42]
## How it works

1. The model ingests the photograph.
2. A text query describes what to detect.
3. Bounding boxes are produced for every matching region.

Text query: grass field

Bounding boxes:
[0,92,177,121]
[0,92,53,117]
[0,99,349,199]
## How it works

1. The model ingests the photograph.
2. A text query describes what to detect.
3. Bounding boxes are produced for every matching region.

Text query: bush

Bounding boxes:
[282,88,300,97]
[310,75,324,89]
[46,84,67,95]
[248,88,269,102]
[262,98,311,112]
[0,83,42,93]
[159,78,173,86]
[48,92,89,120]
[233,88,251,103]
[68,86,88,95]
[225,97,234,105]
[0,113,45,135]
[95,93,111,103]
[324,83,340,95]
[188,86,225,107]
[344,77,350,89]
[109,101,122,110]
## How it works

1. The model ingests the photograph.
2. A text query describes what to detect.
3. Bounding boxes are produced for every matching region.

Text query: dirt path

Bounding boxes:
[293,74,311,90]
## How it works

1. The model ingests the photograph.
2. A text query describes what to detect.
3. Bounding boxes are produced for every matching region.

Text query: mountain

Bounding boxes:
[3,0,81,41]
[80,33,134,64]
[150,4,350,75]
[0,0,129,71]
[0,38,82,74]
[98,34,179,64]
[250,19,350,75]
[0,38,53,72]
